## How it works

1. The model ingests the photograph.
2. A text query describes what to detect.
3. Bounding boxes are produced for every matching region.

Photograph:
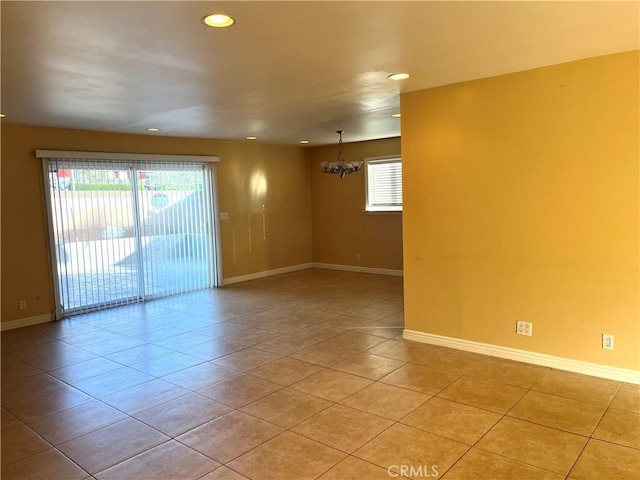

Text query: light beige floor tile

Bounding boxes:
[3,384,92,423]
[438,375,527,414]
[200,466,250,480]
[253,334,320,355]
[532,370,620,406]
[131,352,204,377]
[292,404,393,453]
[212,348,281,372]
[401,397,500,445]
[101,379,190,415]
[48,357,123,384]
[345,306,395,321]
[1,447,89,480]
[221,328,282,347]
[95,440,219,480]
[317,456,393,479]
[197,373,282,408]
[569,439,640,480]
[324,315,379,329]
[241,388,332,428]
[1,424,51,466]
[103,343,174,365]
[291,369,372,402]
[1,373,67,404]
[467,358,549,389]
[296,326,345,343]
[290,343,361,367]
[444,448,565,480]
[340,382,429,420]
[57,417,169,474]
[412,347,489,372]
[184,339,247,361]
[161,362,238,390]
[321,332,388,352]
[135,392,231,437]
[354,423,468,477]
[27,399,128,445]
[476,416,587,475]
[176,410,282,464]
[1,407,23,431]
[332,353,405,380]
[592,408,640,448]
[73,367,155,398]
[228,431,346,480]
[357,321,404,339]
[1,359,42,384]
[508,390,607,436]
[249,357,323,386]
[380,363,462,394]
[610,383,640,413]
[366,339,438,362]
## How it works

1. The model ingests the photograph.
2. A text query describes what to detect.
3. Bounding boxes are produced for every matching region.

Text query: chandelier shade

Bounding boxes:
[320,130,363,179]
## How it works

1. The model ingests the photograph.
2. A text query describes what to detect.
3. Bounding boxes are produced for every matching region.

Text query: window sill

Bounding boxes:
[363,210,403,215]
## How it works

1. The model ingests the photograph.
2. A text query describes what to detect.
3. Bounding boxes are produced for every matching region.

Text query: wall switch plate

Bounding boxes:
[356,254,361,261]
[19,300,27,310]
[602,334,614,350]
[516,321,532,336]
[220,212,229,220]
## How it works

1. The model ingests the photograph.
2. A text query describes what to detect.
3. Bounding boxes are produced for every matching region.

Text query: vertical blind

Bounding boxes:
[366,157,403,211]
[43,157,218,318]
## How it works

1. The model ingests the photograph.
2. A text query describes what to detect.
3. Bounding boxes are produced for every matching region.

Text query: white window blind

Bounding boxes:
[365,156,402,212]
[40,156,220,318]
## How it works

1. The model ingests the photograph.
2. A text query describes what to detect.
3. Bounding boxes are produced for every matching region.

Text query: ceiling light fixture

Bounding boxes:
[391,113,401,118]
[299,140,309,144]
[388,73,410,81]
[146,127,161,132]
[320,131,362,180]
[202,14,235,28]
[246,136,257,140]
[0,114,5,118]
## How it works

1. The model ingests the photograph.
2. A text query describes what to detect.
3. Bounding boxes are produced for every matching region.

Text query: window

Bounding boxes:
[365,156,402,212]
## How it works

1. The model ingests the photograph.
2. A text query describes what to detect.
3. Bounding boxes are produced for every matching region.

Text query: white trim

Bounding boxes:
[312,262,403,277]
[35,150,220,163]
[403,329,640,385]
[1,314,53,331]
[223,263,313,285]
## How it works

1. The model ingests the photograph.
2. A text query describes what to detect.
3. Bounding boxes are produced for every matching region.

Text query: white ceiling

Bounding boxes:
[2,1,638,146]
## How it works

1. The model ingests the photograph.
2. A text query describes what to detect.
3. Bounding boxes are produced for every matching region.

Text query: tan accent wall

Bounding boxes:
[309,137,403,271]
[1,126,312,323]
[401,51,639,369]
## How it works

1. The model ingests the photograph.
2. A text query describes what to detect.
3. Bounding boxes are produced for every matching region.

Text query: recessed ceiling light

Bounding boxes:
[146,127,161,132]
[202,14,235,28]
[391,113,401,118]
[246,136,257,140]
[299,140,309,144]
[388,73,410,81]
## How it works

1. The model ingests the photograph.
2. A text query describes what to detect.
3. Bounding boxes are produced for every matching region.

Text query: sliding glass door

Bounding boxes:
[43,158,218,318]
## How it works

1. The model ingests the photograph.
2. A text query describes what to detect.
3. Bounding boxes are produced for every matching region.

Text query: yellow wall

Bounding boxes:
[401,51,639,370]
[1,126,312,323]
[309,137,403,271]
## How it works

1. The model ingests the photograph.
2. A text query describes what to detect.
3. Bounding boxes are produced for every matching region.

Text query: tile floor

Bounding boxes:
[1,268,639,479]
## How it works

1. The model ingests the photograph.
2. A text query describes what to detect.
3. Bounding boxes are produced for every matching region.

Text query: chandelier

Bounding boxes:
[320,130,363,179]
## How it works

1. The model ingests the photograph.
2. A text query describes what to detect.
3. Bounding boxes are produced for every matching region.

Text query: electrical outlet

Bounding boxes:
[602,334,614,350]
[19,299,27,310]
[516,321,532,336]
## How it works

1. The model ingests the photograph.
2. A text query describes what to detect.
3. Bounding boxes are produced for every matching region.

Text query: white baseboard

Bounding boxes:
[312,262,403,277]
[223,263,313,285]
[403,329,640,385]
[1,314,53,331]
